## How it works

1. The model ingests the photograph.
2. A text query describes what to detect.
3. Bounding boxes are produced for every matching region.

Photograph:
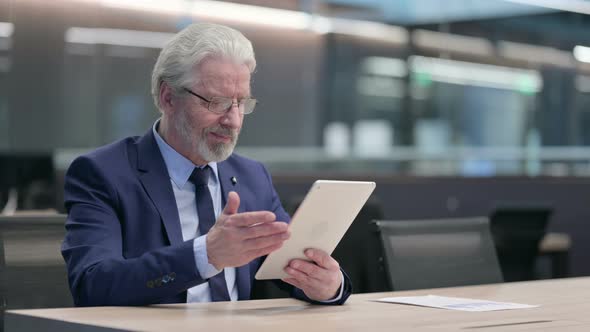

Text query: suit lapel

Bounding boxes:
[136,130,183,245]
[217,159,244,213]
[218,159,251,299]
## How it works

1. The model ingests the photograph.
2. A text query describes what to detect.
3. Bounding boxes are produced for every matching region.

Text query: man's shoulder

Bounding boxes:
[84,136,140,161]
[70,135,142,173]
[223,152,267,172]
[225,152,261,166]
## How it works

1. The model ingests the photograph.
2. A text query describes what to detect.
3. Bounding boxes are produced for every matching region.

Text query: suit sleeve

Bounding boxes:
[62,156,205,306]
[258,163,290,223]
[259,163,353,305]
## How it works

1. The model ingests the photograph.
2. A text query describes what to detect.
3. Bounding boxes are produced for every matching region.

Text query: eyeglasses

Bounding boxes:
[183,88,257,115]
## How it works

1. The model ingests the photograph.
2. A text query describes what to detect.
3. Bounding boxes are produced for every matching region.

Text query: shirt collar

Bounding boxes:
[152,119,218,188]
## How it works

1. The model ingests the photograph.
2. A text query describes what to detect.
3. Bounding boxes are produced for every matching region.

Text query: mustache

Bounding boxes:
[205,126,238,139]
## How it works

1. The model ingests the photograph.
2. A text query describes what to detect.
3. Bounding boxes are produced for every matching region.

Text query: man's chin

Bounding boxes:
[198,142,235,162]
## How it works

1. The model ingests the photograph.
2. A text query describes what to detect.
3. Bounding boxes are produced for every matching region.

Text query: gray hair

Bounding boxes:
[151,23,256,111]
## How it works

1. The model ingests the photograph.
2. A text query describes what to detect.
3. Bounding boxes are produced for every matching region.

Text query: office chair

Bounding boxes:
[490,206,552,282]
[374,217,503,291]
[0,214,73,330]
[0,154,56,211]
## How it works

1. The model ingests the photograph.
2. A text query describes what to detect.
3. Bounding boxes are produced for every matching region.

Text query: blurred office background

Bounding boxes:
[1,0,590,295]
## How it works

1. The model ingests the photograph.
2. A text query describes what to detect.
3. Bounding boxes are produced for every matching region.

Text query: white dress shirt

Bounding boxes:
[153,122,238,302]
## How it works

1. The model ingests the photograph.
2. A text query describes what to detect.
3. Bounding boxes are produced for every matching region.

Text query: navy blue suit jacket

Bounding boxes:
[62,129,351,306]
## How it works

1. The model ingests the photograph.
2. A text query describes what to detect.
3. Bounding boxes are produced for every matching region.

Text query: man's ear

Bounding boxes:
[159,82,177,114]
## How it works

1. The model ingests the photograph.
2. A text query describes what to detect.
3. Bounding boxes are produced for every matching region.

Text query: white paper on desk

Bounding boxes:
[375,295,539,312]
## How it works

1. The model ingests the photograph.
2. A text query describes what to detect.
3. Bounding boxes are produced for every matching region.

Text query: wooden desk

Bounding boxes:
[7,277,590,332]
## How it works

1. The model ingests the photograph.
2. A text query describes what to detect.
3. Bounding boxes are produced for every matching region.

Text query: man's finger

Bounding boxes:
[240,222,288,239]
[244,231,289,251]
[222,191,240,215]
[284,266,315,286]
[288,259,327,281]
[224,211,277,227]
[246,241,284,259]
[305,249,339,270]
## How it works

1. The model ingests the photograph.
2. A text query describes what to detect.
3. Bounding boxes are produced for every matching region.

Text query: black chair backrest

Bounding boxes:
[0,214,72,311]
[490,206,552,281]
[374,217,503,291]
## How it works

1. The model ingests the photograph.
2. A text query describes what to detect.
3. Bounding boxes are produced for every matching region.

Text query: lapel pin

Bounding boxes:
[231,176,237,185]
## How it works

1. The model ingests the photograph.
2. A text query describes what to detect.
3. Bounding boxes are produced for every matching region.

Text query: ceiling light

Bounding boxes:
[0,22,14,38]
[410,56,543,93]
[65,27,175,48]
[360,57,407,77]
[71,0,408,43]
[500,41,574,67]
[413,30,493,57]
[574,45,590,63]
[100,0,311,30]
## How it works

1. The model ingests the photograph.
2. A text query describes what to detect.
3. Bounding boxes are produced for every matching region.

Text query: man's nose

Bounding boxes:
[221,103,241,128]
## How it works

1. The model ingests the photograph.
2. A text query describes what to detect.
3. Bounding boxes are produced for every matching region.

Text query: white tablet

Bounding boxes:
[255,180,376,280]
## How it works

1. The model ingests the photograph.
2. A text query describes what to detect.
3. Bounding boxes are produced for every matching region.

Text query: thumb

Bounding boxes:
[222,191,240,215]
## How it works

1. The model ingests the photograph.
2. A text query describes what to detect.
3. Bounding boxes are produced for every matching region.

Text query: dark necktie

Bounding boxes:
[189,166,231,302]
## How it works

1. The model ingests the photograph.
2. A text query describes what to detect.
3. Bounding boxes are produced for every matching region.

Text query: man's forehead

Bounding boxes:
[199,71,250,85]
[197,58,250,78]
[194,60,251,95]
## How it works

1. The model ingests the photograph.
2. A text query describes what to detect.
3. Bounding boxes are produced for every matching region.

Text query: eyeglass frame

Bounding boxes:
[183,88,257,115]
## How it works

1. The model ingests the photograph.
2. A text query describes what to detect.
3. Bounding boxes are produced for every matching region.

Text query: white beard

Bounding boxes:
[173,108,239,163]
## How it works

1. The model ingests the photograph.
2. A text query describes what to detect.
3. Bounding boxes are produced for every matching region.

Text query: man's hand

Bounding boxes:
[206,191,290,270]
[282,248,342,302]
